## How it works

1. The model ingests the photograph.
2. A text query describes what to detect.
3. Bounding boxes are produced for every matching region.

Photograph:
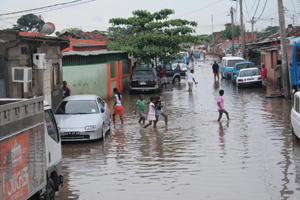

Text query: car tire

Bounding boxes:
[108,119,111,132]
[47,178,55,200]
[173,76,180,83]
[102,124,106,141]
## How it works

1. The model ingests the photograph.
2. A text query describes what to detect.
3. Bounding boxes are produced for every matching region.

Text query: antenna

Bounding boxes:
[41,22,55,35]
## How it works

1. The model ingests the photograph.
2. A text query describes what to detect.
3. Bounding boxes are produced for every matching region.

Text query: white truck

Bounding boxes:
[0,97,63,200]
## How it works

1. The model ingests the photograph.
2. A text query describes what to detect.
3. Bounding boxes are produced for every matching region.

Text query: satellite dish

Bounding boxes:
[41,22,55,35]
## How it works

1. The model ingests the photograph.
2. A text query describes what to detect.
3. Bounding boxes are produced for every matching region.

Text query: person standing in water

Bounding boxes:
[112,88,124,124]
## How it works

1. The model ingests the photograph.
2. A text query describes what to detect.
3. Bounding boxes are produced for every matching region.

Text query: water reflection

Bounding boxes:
[218,121,229,157]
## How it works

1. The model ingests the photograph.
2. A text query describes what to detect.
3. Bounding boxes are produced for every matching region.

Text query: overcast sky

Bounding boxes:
[0,0,299,36]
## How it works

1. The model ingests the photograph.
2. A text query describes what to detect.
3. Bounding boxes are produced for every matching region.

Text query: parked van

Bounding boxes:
[290,38,300,93]
[291,91,300,139]
[225,49,237,57]
[179,51,189,65]
[220,57,245,79]
[193,50,201,59]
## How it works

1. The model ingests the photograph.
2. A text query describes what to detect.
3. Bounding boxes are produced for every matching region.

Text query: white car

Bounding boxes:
[55,95,111,141]
[291,91,300,139]
[236,68,262,88]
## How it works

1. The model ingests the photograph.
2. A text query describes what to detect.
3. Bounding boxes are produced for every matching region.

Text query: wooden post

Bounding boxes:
[231,7,235,56]
[240,0,245,58]
[277,0,291,99]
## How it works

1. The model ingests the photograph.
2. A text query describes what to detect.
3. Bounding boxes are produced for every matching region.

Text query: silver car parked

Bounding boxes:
[54,95,111,141]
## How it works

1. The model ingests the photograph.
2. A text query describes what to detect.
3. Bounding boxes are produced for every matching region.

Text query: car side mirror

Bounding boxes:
[101,108,105,113]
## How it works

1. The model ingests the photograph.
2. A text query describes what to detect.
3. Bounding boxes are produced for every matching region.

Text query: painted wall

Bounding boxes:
[261,50,279,86]
[63,63,108,98]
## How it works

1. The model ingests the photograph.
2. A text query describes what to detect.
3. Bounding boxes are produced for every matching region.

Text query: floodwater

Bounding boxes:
[57,56,300,200]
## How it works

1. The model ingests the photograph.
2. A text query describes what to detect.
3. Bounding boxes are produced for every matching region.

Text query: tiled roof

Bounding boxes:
[74,31,111,43]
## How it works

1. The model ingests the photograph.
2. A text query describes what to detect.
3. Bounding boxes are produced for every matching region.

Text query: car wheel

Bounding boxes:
[173,76,180,83]
[47,178,55,200]
[108,118,111,132]
[102,124,106,141]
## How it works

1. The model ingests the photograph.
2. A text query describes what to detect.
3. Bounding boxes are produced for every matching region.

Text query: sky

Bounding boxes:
[0,0,299,36]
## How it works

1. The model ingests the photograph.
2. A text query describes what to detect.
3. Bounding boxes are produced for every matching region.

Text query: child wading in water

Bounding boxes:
[135,94,148,124]
[144,97,157,128]
[113,88,124,124]
[217,89,230,121]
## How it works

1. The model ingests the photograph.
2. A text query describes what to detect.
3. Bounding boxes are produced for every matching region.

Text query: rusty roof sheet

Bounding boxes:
[72,41,106,47]
[62,49,124,56]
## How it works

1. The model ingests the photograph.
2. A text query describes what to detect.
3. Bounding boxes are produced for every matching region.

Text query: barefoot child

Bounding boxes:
[217,89,230,121]
[113,88,124,124]
[155,88,168,126]
[144,97,157,128]
[135,94,148,124]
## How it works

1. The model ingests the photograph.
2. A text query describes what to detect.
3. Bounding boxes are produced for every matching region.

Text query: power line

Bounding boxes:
[178,0,223,17]
[246,0,257,12]
[0,0,96,20]
[255,0,268,22]
[253,0,261,18]
[0,0,83,16]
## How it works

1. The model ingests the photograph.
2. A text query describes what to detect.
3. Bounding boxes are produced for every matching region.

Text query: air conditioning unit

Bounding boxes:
[11,67,32,82]
[33,53,46,69]
[286,37,295,45]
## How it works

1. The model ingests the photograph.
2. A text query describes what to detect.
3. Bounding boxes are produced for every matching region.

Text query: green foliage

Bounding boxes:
[60,27,83,34]
[218,23,241,41]
[55,31,61,36]
[7,14,45,32]
[108,9,203,64]
[257,26,280,38]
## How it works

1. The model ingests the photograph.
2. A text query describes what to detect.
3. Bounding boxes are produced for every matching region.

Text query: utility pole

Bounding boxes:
[292,14,295,25]
[212,15,214,43]
[278,0,290,99]
[240,0,245,58]
[251,16,255,41]
[231,7,235,56]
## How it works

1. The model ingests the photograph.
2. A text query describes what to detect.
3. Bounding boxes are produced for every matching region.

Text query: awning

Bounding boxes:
[62,49,124,56]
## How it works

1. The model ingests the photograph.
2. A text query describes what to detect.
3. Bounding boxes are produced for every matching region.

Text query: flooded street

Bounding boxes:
[57,57,300,200]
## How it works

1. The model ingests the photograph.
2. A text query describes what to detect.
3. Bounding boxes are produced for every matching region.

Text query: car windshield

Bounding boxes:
[226,50,236,54]
[179,53,188,57]
[132,70,154,78]
[171,59,185,64]
[55,100,99,114]
[236,63,253,70]
[227,60,244,67]
[194,50,200,53]
[239,69,260,77]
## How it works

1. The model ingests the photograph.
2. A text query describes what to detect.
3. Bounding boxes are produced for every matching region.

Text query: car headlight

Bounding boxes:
[85,125,96,130]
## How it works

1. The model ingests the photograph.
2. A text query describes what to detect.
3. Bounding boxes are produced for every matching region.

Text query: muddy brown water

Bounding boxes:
[57,58,300,200]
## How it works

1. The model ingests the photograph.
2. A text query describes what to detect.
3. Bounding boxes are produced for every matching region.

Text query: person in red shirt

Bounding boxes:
[62,81,71,98]
[159,66,167,88]
[261,63,267,90]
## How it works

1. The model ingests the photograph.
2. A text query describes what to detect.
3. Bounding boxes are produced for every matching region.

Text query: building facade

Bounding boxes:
[0,30,69,108]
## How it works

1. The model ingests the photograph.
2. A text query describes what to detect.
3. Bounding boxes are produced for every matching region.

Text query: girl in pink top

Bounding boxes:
[144,97,157,128]
[217,90,230,121]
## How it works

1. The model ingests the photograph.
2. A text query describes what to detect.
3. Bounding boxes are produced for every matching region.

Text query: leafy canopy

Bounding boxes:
[218,23,241,41]
[108,9,206,64]
[6,14,45,32]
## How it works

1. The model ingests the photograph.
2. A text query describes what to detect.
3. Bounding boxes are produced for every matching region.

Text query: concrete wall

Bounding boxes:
[63,63,108,98]
[261,50,279,86]
[0,30,66,109]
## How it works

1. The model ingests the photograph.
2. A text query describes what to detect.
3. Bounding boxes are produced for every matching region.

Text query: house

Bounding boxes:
[59,30,111,43]
[59,31,131,100]
[259,25,300,88]
[0,30,69,108]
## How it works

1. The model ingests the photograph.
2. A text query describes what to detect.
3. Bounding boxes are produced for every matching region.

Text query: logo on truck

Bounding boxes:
[1,132,30,200]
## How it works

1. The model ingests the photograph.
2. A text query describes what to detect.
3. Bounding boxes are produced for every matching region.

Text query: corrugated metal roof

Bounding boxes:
[72,41,106,47]
[0,39,9,43]
[62,49,124,56]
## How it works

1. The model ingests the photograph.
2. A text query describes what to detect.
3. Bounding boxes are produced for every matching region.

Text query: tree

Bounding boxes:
[7,14,45,32]
[108,9,204,64]
[257,26,280,39]
[218,23,241,41]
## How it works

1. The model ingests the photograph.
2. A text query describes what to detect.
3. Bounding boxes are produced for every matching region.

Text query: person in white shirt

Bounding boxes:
[187,70,197,91]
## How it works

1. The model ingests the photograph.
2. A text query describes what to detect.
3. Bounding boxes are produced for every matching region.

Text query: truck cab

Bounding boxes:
[44,101,63,198]
[290,40,300,93]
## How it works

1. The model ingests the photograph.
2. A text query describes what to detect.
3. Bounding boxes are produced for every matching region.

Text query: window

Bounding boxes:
[165,64,172,71]
[21,46,27,55]
[97,98,104,109]
[227,60,245,68]
[44,109,60,143]
[296,47,300,62]
[295,97,300,113]
[53,63,60,86]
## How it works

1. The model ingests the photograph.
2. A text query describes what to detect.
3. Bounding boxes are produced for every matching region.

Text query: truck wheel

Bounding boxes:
[173,76,180,83]
[48,179,55,200]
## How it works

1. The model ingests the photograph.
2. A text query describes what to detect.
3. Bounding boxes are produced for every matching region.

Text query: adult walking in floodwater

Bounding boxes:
[212,61,219,81]
[261,63,267,90]
[112,88,124,124]
[275,60,282,90]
